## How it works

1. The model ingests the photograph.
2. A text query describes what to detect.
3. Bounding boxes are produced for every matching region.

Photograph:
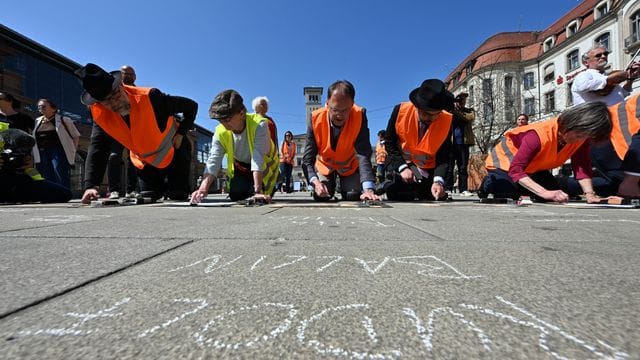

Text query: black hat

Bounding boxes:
[409,79,454,111]
[455,92,469,101]
[75,63,122,105]
[209,89,245,119]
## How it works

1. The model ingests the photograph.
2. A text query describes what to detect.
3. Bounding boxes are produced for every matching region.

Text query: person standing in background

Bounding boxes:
[448,92,475,195]
[516,114,529,127]
[106,65,140,199]
[34,99,80,188]
[252,96,278,152]
[279,130,296,193]
[375,130,387,184]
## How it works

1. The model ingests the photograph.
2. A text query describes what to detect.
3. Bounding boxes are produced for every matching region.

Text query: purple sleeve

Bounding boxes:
[508,130,541,182]
[570,142,593,180]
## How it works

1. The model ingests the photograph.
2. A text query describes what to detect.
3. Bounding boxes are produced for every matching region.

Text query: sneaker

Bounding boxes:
[125,191,139,199]
[461,191,473,197]
[108,191,120,199]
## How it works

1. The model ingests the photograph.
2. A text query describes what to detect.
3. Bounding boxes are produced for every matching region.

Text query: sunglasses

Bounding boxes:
[592,52,609,59]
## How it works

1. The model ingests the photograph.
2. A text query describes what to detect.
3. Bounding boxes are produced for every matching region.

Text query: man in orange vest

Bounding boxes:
[378,79,454,201]
[76,63,197,204]
[302,80,379,201]
[480,102,611,203]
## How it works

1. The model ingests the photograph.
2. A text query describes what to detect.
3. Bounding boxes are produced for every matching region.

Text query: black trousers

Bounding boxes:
[107,141,139,193]
[480,168,563,201]
[385,171,436,201]
[137,139,191,200]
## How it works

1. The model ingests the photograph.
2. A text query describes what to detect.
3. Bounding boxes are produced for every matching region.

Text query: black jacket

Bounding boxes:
[383,104,452,180]
[84,88,197,189]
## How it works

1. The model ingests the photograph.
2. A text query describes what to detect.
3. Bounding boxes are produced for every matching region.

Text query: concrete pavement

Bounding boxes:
[0,192,638,359]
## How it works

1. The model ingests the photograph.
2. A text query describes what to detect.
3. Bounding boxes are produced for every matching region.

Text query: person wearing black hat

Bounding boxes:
[377,79,454,201]
[75,63,197,204]
[447,92,475,195]
[190,89,279,204]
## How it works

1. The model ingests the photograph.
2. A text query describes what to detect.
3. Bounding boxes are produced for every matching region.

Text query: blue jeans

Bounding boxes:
[37,147,70,188]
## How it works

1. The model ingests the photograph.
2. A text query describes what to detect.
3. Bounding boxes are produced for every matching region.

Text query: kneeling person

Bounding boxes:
[480,102,611,203]
[77,63,197,204]
[191,90,278,203]
[380,79,454,201]
[302,80,379,201]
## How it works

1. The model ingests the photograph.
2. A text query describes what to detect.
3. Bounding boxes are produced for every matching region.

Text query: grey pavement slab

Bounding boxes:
[0,193,638,359]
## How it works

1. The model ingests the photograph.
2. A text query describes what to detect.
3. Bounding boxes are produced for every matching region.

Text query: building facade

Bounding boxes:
[445,0,640,154]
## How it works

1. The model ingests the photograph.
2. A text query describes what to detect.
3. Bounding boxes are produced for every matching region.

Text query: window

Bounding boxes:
[544,91,555,113]
[595,32,610,50]
[465,61,474,76]
[482,78,493,100]
[543,37,554,52]
[567,50,580,72]
[524,98,536,116]
[483,103,494,122]
[595,1,609,20]
[504,76,514,108]
[566,19,580,38]
[504,75,513,95]
[633,11,640,40]
[468,85,474,106]
[543,63,555,83]
[566,82,574,107]
[523,72,535,90]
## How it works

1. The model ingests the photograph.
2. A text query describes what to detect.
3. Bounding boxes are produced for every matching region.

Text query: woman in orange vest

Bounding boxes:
[379,79,454,201]
[279,130,296,193]
[480,101,612,203]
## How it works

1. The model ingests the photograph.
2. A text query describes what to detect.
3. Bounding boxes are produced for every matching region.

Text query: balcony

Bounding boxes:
[624,33,639,48]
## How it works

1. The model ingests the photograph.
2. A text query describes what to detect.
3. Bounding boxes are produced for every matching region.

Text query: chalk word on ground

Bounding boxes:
[13,296,629,359]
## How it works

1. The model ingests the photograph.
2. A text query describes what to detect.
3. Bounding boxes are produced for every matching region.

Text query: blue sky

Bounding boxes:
[2,0,580,144]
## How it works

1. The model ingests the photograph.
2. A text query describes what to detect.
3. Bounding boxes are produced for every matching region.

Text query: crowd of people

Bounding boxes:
[2,46,640,205]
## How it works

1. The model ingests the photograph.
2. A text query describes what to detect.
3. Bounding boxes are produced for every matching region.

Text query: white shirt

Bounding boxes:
[204,121,270,176]
[571,68,629,106]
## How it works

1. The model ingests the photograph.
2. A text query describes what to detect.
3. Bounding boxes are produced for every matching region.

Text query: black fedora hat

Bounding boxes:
[409,79,454,111]
[75,63,122,105]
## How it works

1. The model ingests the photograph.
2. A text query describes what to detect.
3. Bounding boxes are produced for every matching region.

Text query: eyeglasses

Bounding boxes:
[592,52,609,59]
[37,104,48,109]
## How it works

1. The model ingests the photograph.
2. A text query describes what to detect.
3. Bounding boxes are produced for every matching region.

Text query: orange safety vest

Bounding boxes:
[375,140,386,164]
[608,93,640,160]
[312,105,363,176]
[280,141,296,164]
[485,118,584,173]
[395,102,452,169]
[90,86,177,169]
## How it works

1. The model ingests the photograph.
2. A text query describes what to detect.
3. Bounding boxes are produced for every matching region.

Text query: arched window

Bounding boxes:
[543,63,555,83]
[595,32,610,50]
[567,49,580,72]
